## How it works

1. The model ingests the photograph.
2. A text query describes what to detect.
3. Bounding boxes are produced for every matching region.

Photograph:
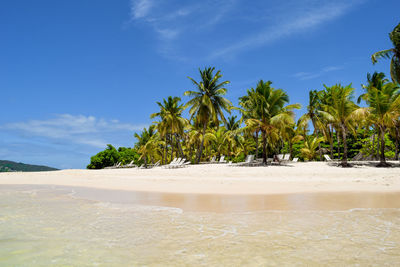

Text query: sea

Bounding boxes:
[1,185,399,266]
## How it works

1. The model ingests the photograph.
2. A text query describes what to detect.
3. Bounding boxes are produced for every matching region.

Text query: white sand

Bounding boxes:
[1,162,399,195]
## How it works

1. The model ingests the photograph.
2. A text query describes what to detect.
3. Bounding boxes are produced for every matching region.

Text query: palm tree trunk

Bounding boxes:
[175,134,184,158]
[395,126,399,160]
[316,130,323,161]
[336,130,341,160]
[254,131,259,159]
[262,131,267,164]
[329,127,334,159]
[378,125,388,166]
[341,125,349,167]
[170,134,174,161]
[376,131,380,160]
[196,122,207,163]
[163,136,167,164]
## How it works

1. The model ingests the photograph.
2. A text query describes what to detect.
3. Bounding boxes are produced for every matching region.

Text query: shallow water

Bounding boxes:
[1,185,400,266]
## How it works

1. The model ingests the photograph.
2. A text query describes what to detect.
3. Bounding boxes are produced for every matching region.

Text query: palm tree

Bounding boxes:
[281,122,304,160]
[359,72,400,166]
[151,96,188,163]
[134,125,158,167]
[300,90,328,160]
[244,80,301,164]
[320,84,360,167]
[371,22,400,84]
[184,67,232,163]
[238,88,262,158]
[301,136,325,161]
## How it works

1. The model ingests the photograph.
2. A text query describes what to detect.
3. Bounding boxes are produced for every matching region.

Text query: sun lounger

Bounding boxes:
[233,155,255,166]
[323,154,338,162]
[292,157,299,162]
[147,160,160,168]
[219,155,227,163]
[283,154,290,161]
[104,162,122,169]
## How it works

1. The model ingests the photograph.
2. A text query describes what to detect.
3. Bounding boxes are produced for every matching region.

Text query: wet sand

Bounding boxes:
[2,184,400,212]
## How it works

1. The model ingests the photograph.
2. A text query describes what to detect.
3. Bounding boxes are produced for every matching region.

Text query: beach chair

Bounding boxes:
[292,157,299,162]
[277,154,284,161]
[105,162,121,169]
[148,160,160,168]
[164,158,179,169]
[210,156,217,163]
[219,155,227,163]
[122,160,135,168]
[324,154,335,162]
[283,154,290,161]
[235,155,255,166]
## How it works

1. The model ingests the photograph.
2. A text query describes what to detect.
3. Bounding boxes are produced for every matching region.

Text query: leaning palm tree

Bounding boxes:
[244,80,301,164]
[184,67,232,163]
[359,72,400,166]
[371,22,400,84]
[320,84,359,167]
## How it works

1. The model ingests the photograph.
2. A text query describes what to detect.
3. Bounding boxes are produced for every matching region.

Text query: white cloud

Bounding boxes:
[293,65,343,80]
[131,0,153,19]
[0,114,147,148]
[209,1,362,59]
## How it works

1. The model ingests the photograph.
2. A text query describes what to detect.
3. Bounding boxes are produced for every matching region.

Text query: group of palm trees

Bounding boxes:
[134,22,400,168]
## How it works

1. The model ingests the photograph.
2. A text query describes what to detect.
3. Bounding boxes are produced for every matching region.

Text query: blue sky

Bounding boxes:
[0,0,399,169]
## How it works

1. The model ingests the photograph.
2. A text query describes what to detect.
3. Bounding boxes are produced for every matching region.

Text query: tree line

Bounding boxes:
[87,22,400,169]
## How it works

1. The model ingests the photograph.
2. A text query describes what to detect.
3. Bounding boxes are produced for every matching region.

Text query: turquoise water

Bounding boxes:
[1,185,400,266]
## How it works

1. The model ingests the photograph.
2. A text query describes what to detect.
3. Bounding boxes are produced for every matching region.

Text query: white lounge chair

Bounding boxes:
[219,155,227,163]
[292,157,299,162]
[148,160,160,168]
[324,154,335,162]
[283,154,290,161]
[234,155,255,166]
[122,160,135,168]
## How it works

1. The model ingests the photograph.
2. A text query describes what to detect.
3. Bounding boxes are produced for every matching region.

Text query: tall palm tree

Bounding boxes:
[238,87,262,158]
[320,84,359,167]
[151,96,188,162]
[359,72,400,166]
[244,80,301,164]
[300,90,328,160]
[184,67,232,163]
[372,22,400,84]
[134,125,158,167]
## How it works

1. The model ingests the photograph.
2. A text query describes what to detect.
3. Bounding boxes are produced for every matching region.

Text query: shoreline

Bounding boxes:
[0,162,399,195]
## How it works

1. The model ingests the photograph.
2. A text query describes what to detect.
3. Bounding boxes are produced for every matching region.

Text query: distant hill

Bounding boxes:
[0,160,59,172]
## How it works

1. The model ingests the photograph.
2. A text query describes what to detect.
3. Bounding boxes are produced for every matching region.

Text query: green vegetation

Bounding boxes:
[88,22,400,168]
[0,160,58,172]
[86,145,142,169]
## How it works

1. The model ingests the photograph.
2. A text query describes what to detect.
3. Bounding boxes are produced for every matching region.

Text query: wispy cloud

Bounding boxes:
[131,0,154,19]
[0,114,146,148]
[209,1,363,59]
[129,0,238,59]
[293,65,343,80]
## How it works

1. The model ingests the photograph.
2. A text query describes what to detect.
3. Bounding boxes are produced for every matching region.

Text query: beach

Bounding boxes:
[1,162,399,196]
[2,162,400,266]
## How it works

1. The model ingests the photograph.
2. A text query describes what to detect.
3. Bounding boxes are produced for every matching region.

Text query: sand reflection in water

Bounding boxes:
[0,185,399,266]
